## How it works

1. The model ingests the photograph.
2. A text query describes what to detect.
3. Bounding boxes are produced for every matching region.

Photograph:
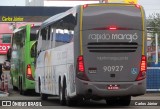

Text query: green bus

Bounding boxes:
[10,24,39,95]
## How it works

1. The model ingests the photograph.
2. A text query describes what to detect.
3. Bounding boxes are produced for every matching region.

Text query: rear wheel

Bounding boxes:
[39,79,48,100]
[63,79,78,106]
[106,96,131,106]
[40,92,48,100]
[106,98,117,106]
[59,81,66,105]
[66,97,78,106]
[13,86,18,91]
[19,78,27,95]
[19,78,23,95]
[65,87,78,106]
[118,96,131,106]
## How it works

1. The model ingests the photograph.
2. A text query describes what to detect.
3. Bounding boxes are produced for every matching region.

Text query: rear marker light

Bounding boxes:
[31,24,34,27]
[109,27,117,30]
[136,55,147,81]
[77,56,89,81]
[78,56,84,72]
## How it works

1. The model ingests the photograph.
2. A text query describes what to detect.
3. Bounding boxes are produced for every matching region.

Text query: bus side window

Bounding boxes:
[41,28,47,51]
[51,27,56,48]
[31,42,37,58]
[37,31,42,55]
[54,14,76,47]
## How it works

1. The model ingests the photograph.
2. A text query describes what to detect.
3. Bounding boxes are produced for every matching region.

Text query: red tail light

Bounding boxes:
[136,55,147,81]
[31,24,34,28]
[26,64,34,80]
[77,56,89,81]
[78,56,84,72]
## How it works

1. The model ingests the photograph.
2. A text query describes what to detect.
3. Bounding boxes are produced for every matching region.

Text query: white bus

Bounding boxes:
[35,3,147,106]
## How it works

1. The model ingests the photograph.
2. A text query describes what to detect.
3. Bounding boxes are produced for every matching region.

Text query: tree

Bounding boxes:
[148,13,160,34]
[147,13,160,45]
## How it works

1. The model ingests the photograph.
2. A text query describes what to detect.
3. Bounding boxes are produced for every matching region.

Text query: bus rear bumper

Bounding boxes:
[75,78,146,98]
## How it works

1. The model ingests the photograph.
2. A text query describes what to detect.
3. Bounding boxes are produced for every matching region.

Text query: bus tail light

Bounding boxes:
[76,56,89,81]
[31,24,34,28]
[26,64,34,80]
[136,55,147,81]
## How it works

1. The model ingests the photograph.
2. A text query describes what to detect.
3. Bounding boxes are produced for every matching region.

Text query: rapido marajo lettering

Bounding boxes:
[88,33,138,42]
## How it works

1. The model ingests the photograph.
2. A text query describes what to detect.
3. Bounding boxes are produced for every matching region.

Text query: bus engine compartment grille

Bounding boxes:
[87,42,138,53]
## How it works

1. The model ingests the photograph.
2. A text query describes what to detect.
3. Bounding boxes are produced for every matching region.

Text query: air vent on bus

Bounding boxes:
[87,42,138,53]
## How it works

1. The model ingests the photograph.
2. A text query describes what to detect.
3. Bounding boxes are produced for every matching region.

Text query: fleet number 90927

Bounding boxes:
[103,66,123,72]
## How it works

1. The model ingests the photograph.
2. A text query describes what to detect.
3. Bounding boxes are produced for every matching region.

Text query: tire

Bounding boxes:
[59,81,66,105]
[13,86,18,91]
[39,79,48,100]
[66,98,78,106]
[19,78,27,95]
[106,99,117,106]
[40,93,48,100]
[63,80,78,106]
[119,96,131,106]
[106,96,131,106]
[19,78,23,95]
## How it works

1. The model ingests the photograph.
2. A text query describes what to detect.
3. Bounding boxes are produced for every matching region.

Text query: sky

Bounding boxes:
[0,0,160,17]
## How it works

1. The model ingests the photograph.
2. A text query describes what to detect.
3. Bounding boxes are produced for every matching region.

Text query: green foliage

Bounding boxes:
[146,13,160,46]
[148,13,160,34]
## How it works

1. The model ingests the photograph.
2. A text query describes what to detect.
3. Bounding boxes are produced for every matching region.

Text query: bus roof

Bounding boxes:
[40,6,77,29]
[13,24,41,33]
[40,3,143,30]
[13,28,23,33]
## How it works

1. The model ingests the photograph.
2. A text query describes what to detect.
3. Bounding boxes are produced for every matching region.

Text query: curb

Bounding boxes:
[0,91,9,97]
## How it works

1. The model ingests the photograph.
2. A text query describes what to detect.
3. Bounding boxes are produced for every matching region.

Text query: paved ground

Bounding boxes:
[1,70,160,109]
[1,92,160,109]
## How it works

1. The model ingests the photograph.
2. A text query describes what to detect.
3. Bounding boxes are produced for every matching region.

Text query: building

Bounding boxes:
[25,0,100,6]
[25,0,44,6]
[0,23,12,63]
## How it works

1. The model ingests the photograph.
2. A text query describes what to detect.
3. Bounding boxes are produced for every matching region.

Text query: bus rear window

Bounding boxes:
[30,26,39,41]
[31,42,37,58]
[82,5,143,30]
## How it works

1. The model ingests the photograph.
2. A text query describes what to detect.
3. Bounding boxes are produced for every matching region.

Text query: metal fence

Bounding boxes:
[147,67,160,91]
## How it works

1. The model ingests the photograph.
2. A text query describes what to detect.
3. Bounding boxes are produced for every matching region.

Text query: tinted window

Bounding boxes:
[2,34,11,43]
[31,42,37,58]
[30,26,39,41]
[83,6,142,30]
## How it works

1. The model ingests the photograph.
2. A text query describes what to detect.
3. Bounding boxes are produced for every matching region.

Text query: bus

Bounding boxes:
[35,3,147,106]
[10,24,39,95]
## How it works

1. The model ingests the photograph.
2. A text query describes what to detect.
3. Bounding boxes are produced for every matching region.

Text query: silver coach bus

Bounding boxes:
[35,3,147,106]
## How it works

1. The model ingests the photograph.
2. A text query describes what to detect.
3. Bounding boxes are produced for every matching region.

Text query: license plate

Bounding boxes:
[107,85,119,90]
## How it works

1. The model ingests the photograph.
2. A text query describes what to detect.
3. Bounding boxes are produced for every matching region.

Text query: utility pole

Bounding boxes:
[155,33,158,64]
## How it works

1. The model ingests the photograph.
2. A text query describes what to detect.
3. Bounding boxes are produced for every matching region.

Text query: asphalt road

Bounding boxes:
[0,71,160,109]
[1,91,160,109]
